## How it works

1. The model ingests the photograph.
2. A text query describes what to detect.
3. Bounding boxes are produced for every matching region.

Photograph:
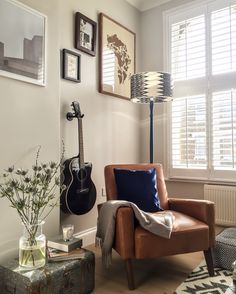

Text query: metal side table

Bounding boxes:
[0,249,95,294]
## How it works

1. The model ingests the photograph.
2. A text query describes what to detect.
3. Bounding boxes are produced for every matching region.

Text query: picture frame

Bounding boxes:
[62,49,81,83]
[0,0,46,86]
[75,12,97,56]
[98,13,136,100]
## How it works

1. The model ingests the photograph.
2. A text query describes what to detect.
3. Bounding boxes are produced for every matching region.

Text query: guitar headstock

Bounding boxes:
[71,101,83,119]
[66,101,84,121]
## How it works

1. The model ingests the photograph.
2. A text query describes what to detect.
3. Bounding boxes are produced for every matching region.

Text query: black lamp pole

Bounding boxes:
[149,99,154,164]
[130,72,173,164]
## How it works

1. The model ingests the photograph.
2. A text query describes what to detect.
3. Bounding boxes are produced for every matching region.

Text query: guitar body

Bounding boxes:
[61,157,96,215]
[60,101,97,215]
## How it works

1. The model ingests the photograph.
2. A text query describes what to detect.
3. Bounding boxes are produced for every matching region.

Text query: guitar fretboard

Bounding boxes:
[78,118,84,168]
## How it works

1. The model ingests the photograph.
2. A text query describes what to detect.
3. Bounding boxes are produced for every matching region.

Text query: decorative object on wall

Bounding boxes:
[130,72,173,163]
[75,12,97,56]
[62,49,81,83]
[0,0,46,86]
[60,101,97,215]
[99,13,136,100]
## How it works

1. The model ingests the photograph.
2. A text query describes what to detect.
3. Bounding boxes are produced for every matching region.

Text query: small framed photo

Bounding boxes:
[62,49,81,83]
[75,12,97,56]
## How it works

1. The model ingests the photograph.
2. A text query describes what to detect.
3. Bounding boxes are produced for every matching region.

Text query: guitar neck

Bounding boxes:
[78,118,85,167]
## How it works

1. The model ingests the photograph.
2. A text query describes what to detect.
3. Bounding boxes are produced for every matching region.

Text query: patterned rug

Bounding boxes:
[174,261,233,293]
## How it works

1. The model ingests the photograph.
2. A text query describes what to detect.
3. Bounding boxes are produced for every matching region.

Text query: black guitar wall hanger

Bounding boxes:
[66,102,84,121]
[66,112,75,121]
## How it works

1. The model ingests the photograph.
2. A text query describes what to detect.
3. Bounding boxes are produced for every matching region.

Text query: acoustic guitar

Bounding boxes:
[60,101,96,215]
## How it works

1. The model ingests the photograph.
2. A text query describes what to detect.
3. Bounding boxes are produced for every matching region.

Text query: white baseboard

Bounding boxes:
[74,226,97,247]
[0,240,18,263]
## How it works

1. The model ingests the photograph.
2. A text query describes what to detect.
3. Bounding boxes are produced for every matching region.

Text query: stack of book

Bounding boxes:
[47,236,84,262]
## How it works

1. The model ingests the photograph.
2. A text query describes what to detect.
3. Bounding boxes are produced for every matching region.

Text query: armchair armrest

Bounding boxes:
[114,207,135,259]
[168,198,215,247]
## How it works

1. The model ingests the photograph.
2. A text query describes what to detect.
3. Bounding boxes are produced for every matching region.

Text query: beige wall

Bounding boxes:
[166,181,204,200]
[0,0,141,260]
[59,0,141,238]
[140,0,204,199]
[0,0,61,261]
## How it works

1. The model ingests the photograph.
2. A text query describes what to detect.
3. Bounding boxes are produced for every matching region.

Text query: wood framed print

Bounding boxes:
[62,49,81,83]
[0,0,46,86]
[99,13,136,100]
[75,12,97,56]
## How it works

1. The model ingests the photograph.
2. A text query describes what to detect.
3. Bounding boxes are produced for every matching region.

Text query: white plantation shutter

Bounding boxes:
[171,15,206,80]
[172,95,207,168]
[103,48,115,87]
[165,0,236,181]
[212,90,236,169]
[211,5,236,74]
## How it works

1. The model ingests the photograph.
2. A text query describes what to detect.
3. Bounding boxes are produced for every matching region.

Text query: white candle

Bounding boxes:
[62,224,74,241]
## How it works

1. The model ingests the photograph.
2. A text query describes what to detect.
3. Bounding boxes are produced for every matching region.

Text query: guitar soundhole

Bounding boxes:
[77,168,87,181]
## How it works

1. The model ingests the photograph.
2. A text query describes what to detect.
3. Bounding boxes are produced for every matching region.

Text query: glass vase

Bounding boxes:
[19,221,46,270]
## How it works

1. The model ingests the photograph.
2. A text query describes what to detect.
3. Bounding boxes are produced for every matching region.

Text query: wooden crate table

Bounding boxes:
[0,249,95,294]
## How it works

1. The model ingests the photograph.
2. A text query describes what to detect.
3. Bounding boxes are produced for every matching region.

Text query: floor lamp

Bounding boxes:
[130,72,173,163]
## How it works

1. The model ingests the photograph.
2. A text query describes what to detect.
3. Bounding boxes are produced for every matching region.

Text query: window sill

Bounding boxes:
[165,177,236,186]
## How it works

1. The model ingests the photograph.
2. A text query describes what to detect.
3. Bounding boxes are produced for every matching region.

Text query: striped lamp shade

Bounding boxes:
[130,71,173,103]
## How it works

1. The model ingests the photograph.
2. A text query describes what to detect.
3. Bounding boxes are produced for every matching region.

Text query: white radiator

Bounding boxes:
[204,184,236,226]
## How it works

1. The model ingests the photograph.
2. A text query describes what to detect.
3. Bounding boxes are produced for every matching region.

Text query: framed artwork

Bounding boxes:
[0,0,46,86]
[75,12,97,56]
[62,49,81,83]
[99,13,136,100]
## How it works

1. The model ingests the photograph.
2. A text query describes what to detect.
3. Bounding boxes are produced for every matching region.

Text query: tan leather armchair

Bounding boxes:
[104,163,215,290]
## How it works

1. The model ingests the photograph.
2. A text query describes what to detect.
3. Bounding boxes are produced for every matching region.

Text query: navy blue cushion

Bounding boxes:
[114,168,163,212]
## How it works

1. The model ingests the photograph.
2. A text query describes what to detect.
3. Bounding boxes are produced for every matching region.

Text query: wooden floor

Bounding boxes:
[86,244,203,294]
[87,227,223,293]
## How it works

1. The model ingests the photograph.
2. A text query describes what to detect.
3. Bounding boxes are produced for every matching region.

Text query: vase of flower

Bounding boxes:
[19,221,46,269]
[0,146,65,269]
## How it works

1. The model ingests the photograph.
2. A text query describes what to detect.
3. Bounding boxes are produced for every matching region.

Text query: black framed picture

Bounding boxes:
[62,49,81,83]
[75,12,97,56]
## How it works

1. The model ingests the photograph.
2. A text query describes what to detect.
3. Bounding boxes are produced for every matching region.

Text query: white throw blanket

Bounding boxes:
[96,200,173,267]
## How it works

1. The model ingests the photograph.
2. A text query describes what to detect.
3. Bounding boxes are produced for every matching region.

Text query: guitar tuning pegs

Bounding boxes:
[66,112,74,121]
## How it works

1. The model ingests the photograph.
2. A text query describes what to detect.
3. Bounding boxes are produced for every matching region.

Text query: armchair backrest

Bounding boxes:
[104,163,169,210]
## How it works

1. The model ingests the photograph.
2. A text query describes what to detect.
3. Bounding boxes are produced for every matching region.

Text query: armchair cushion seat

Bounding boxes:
[134,210,209,258]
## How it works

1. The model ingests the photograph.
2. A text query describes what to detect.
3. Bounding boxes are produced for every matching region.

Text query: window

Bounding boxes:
[212,90,236,169]
[211,5,236,74]
[172,95,207,168]
[165,0,236,181]
[171,15,206,80]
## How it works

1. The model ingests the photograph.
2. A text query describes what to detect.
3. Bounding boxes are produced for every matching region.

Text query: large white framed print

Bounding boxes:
[0,0,46,86]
